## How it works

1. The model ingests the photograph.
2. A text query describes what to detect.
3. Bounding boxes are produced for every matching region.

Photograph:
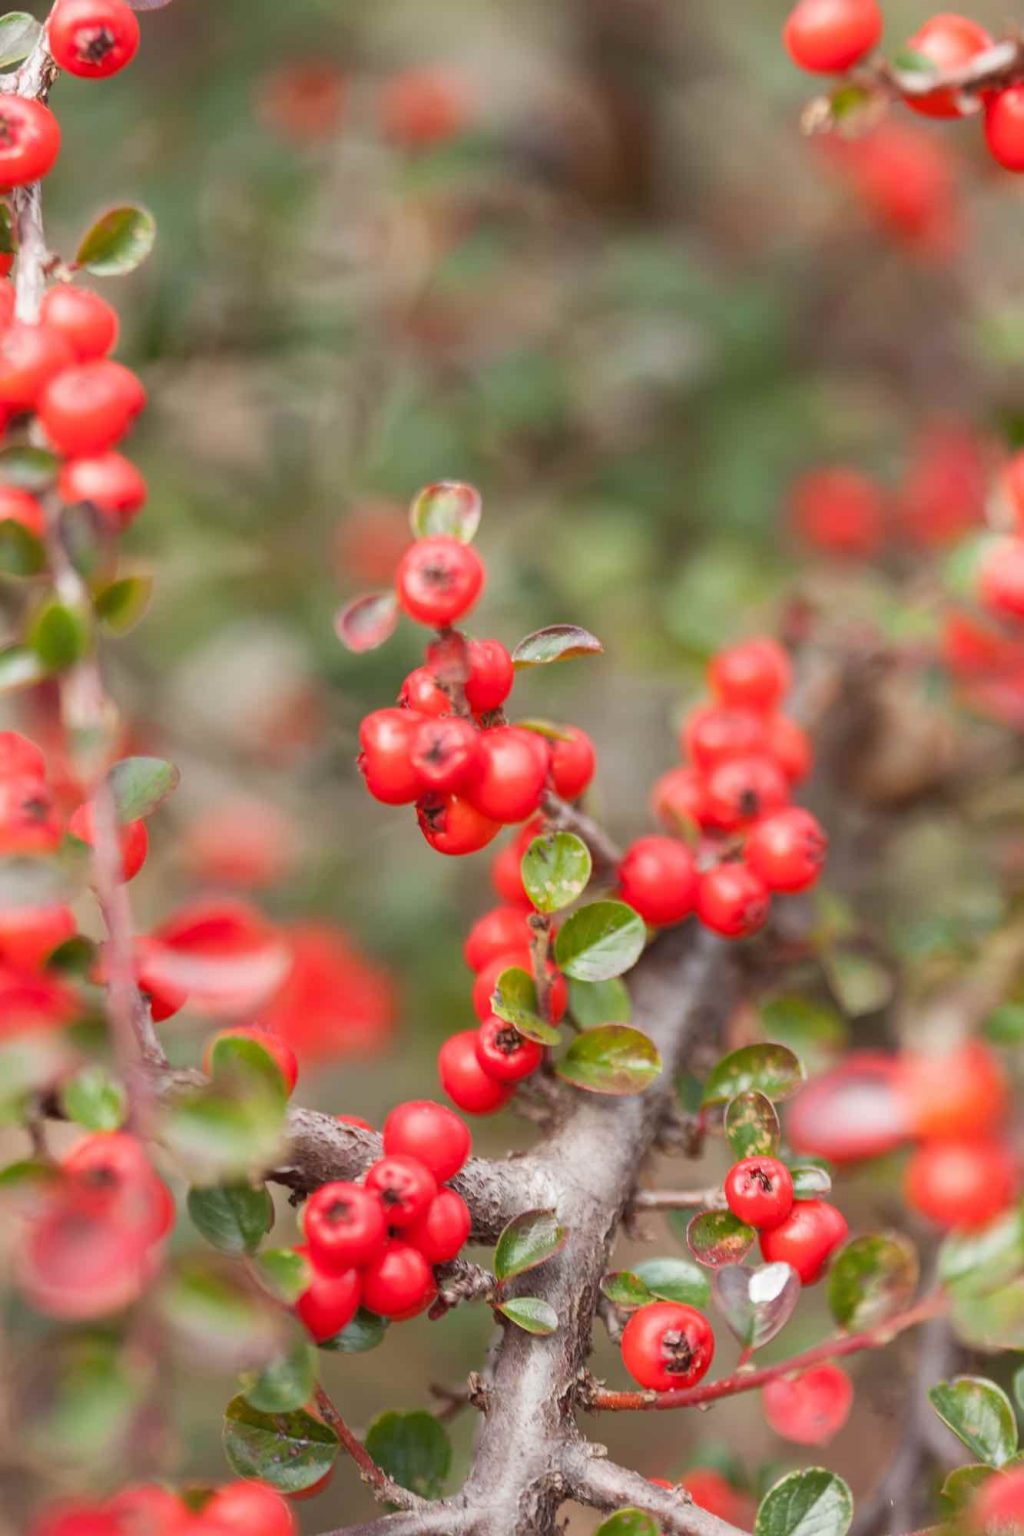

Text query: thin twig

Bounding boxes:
[314,1386,429,1514]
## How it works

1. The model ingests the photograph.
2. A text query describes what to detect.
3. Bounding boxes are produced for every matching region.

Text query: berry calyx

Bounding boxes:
[396,535,485,627]
[382,1099,471,1182]
[618,836,698,927]
[399,665,451,717]
[417,792,500,855]
[724,1156,795,1230]
[759,1199,848,1284]
[620,1301,715,1392]
[47,0,141,79]
[302,1180,388,1271]
[701,753,790,831]
[364,1153,437,1228]
[475,1014,544,1083]
[409,714,482,795]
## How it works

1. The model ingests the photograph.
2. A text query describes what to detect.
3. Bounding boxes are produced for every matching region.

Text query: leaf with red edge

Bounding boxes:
[687,1209,756,1268]
[512,626,604,669]
[334,591,399,654]
[408,481,481,543]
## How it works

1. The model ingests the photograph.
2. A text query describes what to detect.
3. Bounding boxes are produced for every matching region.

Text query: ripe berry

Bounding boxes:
[618,836,698,927]
[899,1041,1008,1141]
[745,807,826,892]
[0,323,74,409]
[417,792,500,855]
[439,1029,514,1114]
[62,1131,173,1246]
[620,1301,715,1392]
[398,666,450,717]
[475,1014,543,1083]
[763,1364,853,1445]
[106,1485,187,1533]
[710,637,792,713]
[548,726,596,800]
[463,905,531,972]
[787,1050,909,1164]
[677,1470,752,1524]
[302,1181,388,1271]
[464,638,514,713]
[410,715,482,795]
[358,708,424,805]
[724,1156,794,1230]
[380,68,468,150]
[783,0,882,73]
[904,1138,1017,1230]
[696,863,771,939]
[765,713,813,783]
[702,753,790,831]
[0,902,72,970]
[651,765,707,832]
[0,729,47,779]
[361,1240,436,1319]
[39,285,119,360]
[970,1468,1024,1534]
[68,801,149,882]
[903,15,993,118]
[683,705,767,772]
[48,0,141,79]
[364,1154,437,1228]
[396,535,484,627]
[39,360,146,456]
[759,1199,848,1284]
[200,1483,294,1536]
[789,466,885,558]
[986,87,1024,173]
[382,1099,471,1182]
[406,1187,471,1263]
[204,1025,299,1095]
[58,451,147,528]
[294,1253,361,1342]
[0,98,61,189]
[466,727,549,824]
[472,950,567,1024]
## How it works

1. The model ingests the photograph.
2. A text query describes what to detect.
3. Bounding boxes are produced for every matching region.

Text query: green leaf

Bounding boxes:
[223,1399,338,1494]
[724,1091,780,1160]
[319,1308,389,1354]
[0,13,42,69]
[893,46,935,73]
[929,1377,1018,1467]
[0,445,59,492]
[0,519,44,577]
[521,832,592,914]
[713,1261,801,1350]
[791,1165,833,1197]
[939,1207,1024,1296]
[827,1233,918,1332]
[595,1514,660,1536]
[555,901,646,982]
[187,1183,273,1255]
[568,976,631,1029]
[1015,1363,1024,1416]
[759,995,846,1074]
[495,1209,566,1281]
[0,645,45,693]
[941,1464,995,1510]
[985,1004,1024,1045]
[364,1410,451,1498]
[497,1296,558,1334]
[755,1470,853,1536]
[556,1025,661,1095]
[240,1339,317,1414]
[27,598,91,671]
[108,756,180,822]
[76,206,157,277]
[687,1209,756,1268]
[94,573,154,635]
[254,1248,310,1306]
[60,1065,127,1132]
[490,966,561,1045]
[512,624,604,668]
[334,591,399,654]
[951,1278,1024,1350]
[702,1044,805,1108]
[600,1271,655,1308]
[408,480,481,542]
[160,1037,287,1183]
[633,1256,710,1308]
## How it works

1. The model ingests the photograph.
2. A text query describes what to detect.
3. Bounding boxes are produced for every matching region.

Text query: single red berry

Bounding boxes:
[763,1363,854,1445]
[303,1180,388,1272]
[0,484,45,538]
[410,714,482,795]
[439,1029,514,1115]
[133,937,188,1023]
[549,725,596,800]
[105,1485,187,1534]
[464,638,513,713]
[789,466,885,558]
[361,1239,436,1319]
[475,1014,544,1083]
[463,905,532,972]
[295,1251,361,1341]
[380,68,468,150]
[39,285,119,360]
[204,1025,298,1096]
[395,535,484,627]
[650,765,708,833]
[0,902,72,969]
[382,1099,471,1182]
[465,726,549,824]
[683,705,767,772]
[697,863,771,939]
[0,98,61,189]
[0,772,61,856]
[58,451,147,529]
[417,791,500,855]
[0,729,47,779]
[709,637,792,713]
[899,1040,1008,1141]
[0,323,74,409]
[358,707,424,805]
[970,1467,1024,1534]
[618,836,698,927]
[62,1131,173,1246]
[620,1301,715,1392]
[364,1153,437,1228]
[200,1482,294,1536]
[48,0,141,79]
[783,0,882,73]
[472,949,567,1024]
[701,753,790,832]
[745,807,827,893]
[724,1156,795,1230]
[405,1187,471,1263]
[903,14,993,118]
[759,1199,848,1284]
[39,359,146,456]
[905,1138,1017,1230]
[677,1470,752,1524]
[398,665,450,717]
[986,87,1024,173]
[68,801,149,882]
[765,713,813,783]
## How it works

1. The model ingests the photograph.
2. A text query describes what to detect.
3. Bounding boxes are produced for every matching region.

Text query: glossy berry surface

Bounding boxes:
[618,836,698,927]
[464,638,514,713]
[361,1240,436,1319]
[0,98,61,188]
[745,807,827,892]
[58,451,147,527]
[358,708,424,805]
[39,359,146,456]
[759,1199,848,1284]
[620,1301,715,1392]
[696,863,771,939]
[382,1099,471,1183]
[417,792,500,855]
[904,1138,1017,1230]
[395,535,485,627]
[406,1187,471,1263]
[710,636,792,712]
[548,725,596,800]
[410,715,481,794]
[466,727,549,824]
[986,88,1024,173]
[463,905,531,972]
[439,1029,514,1114]
[303,1180,388,1271]
[762,1363,854,1445]
[475,1014,543,1083]
[903,14,992,118]
[783,0,883,73]
[294,1256,361,1342]
[48,0,141,79]
[39,285,119,360]
[364,1154,437,1228]
[724,1156,794,1230]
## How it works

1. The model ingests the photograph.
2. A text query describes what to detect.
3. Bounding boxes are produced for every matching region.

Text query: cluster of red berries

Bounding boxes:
[622,637,825,939]
[293,1100,471,1337]
[784,2,1024,175]
[34,1477,295,1536]
[724,1154,849,1284]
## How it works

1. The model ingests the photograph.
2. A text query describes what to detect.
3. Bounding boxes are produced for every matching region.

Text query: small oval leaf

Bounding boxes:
[76,206,157,277]
[334,591,399,654]
[554,900,645,982]
[827,1233,918,1332]
[725,1091,780,1160]
[569,975,632,1029]
[792,1165,833,1197]
[702,1044,805,1108]
[0,445,59,491]
[0,12,41,68]
[27,599,91,671]
[497,1296,558,1335]
[556,1025,661,1095]
[713,1262,801,1349]
[494,1209,566,1281]
[0,519,45,578]
[409,480,481,543]
[490,966,561,1045]
[595,1515,660,1536]
[755,1469,853,1536]
[687,1209,756,1269]
[929,1377,1018,1468]
[512,624,604,668]
[222,1399,338,1494]
[521,832,592,914]
[633,1256,710,1308]
[239,1339,317,1414]
[108,756,180,822]
[364,1410,451,1498]
[600,1271,655,1309]
[60,1065,127,1132]
[187,1183,273,1256]
[319,1308,389,1354]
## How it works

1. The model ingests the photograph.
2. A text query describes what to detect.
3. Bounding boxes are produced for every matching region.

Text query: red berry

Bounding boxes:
[677,1470,752,1525]
[406,1187,471,1263]
[439,1029,514,1115]
[701,754,790,832]
[970,1468,1024,1534]
[0,98,61,189]
[380,68,468,150]
[549,725,596,800]
[0,729,47,778]
[618,836,698,927]
[620,1301,715,1392]
[410,714,482,795]
[105,1486,186,1534]
[0,774,61,856]
[398,666,450,717]
[763,1363,853,1445]
[696,863,771,939]
[475,1014,543,1083]
[68,801,149,882]
[417,792,500,855]
[987,87,1024,173]
[303,1181,388,1272]
[710,638,792,713]
[759,1199,848,1284]
[466,727,549,824]
[683,705,767,772]
[359,708,424,805]
[0,278,13,322]
[364,1154,437,1228]
[58,451,147,528]
[745,807,827,893]
[789,466,885,558]
[765,713,813,783]
[0,484,45,538]
[464,638,513,713]
[202,1483,294,1536]
[294,1253,361,1342]
[39,285,119,360]
[0,901,74,968]
[204,1025,298,1095]
[899,1041,1008,1141]
[39,360,146,456]
[903,14,993,118]
[651,765,708,833]
[905,1139,1017,1230]
[783,0,882,73]
[464,905,532,971]
[472,949,567,1024]
[361,1240,436,1319]
[62,1131,172,1246]
[382,1099,471,1182]
[724,1156,795,1230]
[396,535,484,627]
[0,323,74,409]
[48,0,141,79]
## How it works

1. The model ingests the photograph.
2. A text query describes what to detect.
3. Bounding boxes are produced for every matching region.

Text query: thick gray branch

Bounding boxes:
[565,1446,748,1536]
